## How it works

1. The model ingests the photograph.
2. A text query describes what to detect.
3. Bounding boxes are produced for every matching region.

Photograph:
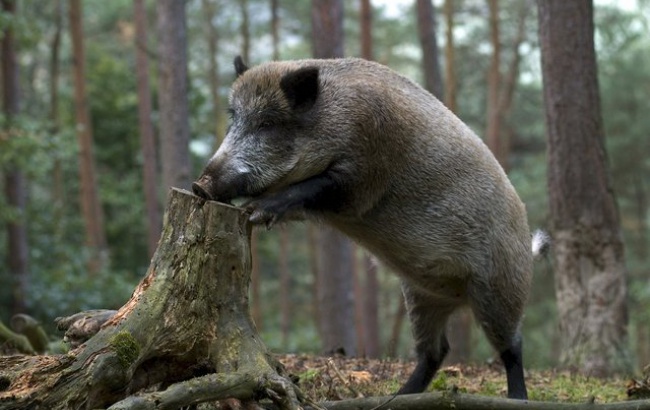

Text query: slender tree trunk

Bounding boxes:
[134,0,162,258]
[69,0,108,275]
[271,0,280,60]
[362,255,380,358]
[496,1,529,172]
[538,0,631,376]
[50,0,65,216]
[2,0,29,315]
[360,0,372,61]
[279,227,291,349]
[317,226,357,356]
[388,295,407,357]
[311,0,357,357]
[441,0,472,365]
[308,225,321,333]
[311,0,345,59]
[240,0,250,63]
[352,246,366,356]
[443,0,456,112]
[202,0,225,146]
[416,0,444,100]
[358,0,381,359]
[157,0,191,193]
[485,0,503,166]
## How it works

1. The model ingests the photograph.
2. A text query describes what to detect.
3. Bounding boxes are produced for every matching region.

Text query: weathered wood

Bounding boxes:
[55,309,117,348]
[0,189,299,409]
[319,393,650,410]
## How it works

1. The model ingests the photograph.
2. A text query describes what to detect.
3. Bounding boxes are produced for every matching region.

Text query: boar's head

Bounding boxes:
[192,56,334,204]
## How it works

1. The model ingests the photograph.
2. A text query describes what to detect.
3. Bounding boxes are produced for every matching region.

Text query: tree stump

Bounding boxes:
[0,189,304,410]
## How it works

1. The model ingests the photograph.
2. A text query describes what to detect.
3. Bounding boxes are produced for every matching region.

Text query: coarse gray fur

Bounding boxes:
[193,57,537,399]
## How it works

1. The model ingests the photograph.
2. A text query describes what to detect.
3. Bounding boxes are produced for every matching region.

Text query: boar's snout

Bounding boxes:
[192,177,213,200]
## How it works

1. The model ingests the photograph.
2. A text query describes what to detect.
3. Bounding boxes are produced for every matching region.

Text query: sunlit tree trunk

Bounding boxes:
[134,0,162,258]
[311,0,357,356]
[157,0,191,193]
[538,0,631,376]
[69,0,108,275]
[2,0,29,314]
[416,0,444,100]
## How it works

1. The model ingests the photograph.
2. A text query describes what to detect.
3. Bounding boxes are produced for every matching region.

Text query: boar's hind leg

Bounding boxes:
[469,283,528,400]
[397,283,455,395]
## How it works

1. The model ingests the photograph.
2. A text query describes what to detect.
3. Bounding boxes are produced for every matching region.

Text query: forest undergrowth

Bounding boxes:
[277,353,650,403]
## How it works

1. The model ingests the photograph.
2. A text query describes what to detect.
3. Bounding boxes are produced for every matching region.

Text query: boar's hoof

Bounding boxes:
[192,181,213,200]
[246,198,286,230]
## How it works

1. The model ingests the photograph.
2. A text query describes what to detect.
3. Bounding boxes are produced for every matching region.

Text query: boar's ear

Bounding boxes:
[280,66,319,112]
[234,55,249,77]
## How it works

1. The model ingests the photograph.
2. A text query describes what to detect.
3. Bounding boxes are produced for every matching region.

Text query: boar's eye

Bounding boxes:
[257,120,274,131]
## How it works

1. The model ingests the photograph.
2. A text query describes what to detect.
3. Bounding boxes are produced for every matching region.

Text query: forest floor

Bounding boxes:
[277,353,650,404]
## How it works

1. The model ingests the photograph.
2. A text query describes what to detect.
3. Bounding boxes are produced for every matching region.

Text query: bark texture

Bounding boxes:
[538,0,630,376]
[416,0,444,99]
[0,190,301,409]
[2,0,30,315]
[69,0,108,275]
[157,0,191,193]
[134,0,162,258]
[311,0,357,357]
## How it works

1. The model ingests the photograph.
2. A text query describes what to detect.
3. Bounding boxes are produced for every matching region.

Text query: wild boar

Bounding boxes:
[193,56,541,400]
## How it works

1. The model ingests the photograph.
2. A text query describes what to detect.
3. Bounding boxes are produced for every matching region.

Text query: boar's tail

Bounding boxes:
[531,229,551,259]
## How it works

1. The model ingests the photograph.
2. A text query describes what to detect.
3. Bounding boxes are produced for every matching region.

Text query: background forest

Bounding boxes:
[1,0,649,373]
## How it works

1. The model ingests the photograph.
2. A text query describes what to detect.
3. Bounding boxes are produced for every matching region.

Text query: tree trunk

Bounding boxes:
[360,0,372,61]
[311,0,345,59]
[0,189,305,409]
[440,0,472,364]
[496,1,529,173]
[240,0,250,63]
[388,294,407,357]
[134,0,162,258]
[358,0,381,359]
[317,227,357,356]
[69,0,108,276]
[352,246,366,356]
[416,0,444,100]
[279,227,291,349]
[2,0,29,316]
[443,0,456,112]
[485,0,503,166]
[271,0,280,60]
[157,0,191,194]
[311,0,357,356]
[362,255,380,358]
[50,0,65,220]
[202,0,226,146]
[538,0,631,376]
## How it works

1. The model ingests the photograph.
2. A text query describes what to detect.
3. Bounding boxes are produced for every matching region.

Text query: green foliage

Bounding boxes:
[429,371,449,391]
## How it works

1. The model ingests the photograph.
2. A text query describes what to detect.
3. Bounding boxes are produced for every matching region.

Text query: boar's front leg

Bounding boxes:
[246,172,343,229]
